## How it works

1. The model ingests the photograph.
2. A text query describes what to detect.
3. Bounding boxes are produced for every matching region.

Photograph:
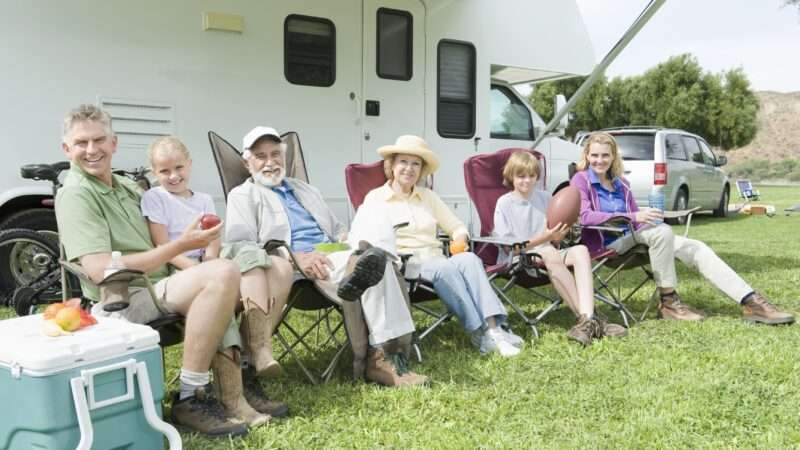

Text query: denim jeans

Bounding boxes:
[419,252,507,332]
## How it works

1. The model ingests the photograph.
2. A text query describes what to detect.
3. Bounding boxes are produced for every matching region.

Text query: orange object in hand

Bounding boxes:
[449,240,467,255]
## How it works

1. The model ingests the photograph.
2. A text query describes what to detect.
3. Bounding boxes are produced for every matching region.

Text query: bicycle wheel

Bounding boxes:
[0,228,60,304]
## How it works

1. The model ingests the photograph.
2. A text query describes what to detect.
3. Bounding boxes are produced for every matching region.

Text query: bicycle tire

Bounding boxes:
[0,228,60,304]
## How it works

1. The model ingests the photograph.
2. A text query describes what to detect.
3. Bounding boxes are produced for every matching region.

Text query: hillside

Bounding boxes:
[721,91,800,166]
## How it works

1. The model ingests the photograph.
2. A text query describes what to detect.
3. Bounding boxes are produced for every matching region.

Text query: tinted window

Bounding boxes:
[437,40,475,138]
[611,134,655,160]
[377,8,412,80]
[698,140,716,165]
[682,136,705,164]
[490,85,533,140]
[284,15,335,87]
[665,134,687,160]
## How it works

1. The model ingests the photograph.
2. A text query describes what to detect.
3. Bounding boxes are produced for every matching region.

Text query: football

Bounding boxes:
[546,186,581,228]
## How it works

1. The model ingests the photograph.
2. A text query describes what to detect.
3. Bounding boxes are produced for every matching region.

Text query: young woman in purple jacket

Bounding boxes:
[569,132,793,325]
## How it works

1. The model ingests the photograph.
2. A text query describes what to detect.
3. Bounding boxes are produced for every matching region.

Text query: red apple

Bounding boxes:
[200,214,221,230]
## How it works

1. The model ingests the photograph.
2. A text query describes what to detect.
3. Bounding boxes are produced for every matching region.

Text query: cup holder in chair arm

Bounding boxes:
[99,268,146,285]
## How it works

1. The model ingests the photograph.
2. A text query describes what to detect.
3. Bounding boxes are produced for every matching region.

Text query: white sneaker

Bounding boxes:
[499,327,524,348]
[481,328,521,357]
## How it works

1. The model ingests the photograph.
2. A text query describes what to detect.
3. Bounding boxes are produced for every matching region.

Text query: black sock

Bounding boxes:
[741,291,755,304]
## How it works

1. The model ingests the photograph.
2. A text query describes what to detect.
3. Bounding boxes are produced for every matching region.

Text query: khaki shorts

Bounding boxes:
[91,278,172,324]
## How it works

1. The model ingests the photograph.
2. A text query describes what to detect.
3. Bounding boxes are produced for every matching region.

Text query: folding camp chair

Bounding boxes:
[344,160,451,358]
[208,130,359,384]
[736,179,760,205]
[463,148,577,338]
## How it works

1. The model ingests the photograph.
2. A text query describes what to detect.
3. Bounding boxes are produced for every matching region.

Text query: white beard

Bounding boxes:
[253,167,285,187]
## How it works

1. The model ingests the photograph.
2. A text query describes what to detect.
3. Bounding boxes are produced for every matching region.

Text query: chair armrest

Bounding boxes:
[60,260,96,285]
[265,239,312,280]
[662,206,701,219]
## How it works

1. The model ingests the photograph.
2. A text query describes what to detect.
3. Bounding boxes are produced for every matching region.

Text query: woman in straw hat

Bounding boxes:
[361,135,523,357]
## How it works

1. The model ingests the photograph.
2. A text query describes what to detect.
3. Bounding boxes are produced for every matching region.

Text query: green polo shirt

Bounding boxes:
[55,164,170,301]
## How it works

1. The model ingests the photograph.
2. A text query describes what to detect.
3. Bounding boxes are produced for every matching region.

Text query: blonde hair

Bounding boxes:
[501,151,541,188]
[148,136,191,168]
[577,132,625,179]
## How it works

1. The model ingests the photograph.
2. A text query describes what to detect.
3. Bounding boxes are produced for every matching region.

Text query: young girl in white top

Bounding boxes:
[492,151,626,345]
[142,136,293,380]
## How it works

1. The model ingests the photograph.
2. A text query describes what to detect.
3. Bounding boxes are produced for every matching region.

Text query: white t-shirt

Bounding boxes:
[140,186,216,259]
[492,189,552,265]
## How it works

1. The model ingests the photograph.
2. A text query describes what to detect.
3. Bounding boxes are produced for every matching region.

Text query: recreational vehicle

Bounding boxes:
[0,0,594,234]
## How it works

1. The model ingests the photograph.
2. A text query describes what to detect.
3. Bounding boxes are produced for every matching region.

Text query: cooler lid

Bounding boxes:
[0,315,160,374]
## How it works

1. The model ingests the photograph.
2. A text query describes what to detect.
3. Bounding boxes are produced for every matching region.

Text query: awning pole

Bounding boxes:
[532,0,667,149]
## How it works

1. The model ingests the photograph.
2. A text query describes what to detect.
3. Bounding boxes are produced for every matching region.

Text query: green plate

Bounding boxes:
[314,242,350,254]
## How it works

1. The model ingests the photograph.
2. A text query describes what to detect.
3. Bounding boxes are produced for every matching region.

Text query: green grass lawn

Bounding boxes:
[3,186,800,449]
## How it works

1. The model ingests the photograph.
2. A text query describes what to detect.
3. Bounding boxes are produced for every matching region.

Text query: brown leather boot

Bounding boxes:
[170,384,248,437]
[211,351,270,428]
[240,297,281,379]
[742,293,795,325]
[594,314,628,338]
[658,292,705,321]
[567,315,599,346]
[365,347,429,387]
[242,366,289,418]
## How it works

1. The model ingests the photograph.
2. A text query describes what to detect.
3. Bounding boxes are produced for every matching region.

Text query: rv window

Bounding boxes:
[437,40,475,139]
[377,8,412,81]
[284,15,335,87]
[490,85,533,140]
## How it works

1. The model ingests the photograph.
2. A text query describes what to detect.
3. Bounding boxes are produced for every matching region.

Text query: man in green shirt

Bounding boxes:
[56,104,258,437]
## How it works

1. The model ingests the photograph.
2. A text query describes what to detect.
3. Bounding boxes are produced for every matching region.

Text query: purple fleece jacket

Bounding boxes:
[569,170,646,254]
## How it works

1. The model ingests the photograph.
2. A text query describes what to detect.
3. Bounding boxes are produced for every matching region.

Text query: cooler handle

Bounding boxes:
[70,360,182,450]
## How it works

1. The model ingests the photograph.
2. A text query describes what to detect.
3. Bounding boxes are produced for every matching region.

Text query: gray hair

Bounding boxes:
[62,104,113,141]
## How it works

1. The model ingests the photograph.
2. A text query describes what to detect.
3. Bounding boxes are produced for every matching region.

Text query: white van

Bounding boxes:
[0,0,595,236]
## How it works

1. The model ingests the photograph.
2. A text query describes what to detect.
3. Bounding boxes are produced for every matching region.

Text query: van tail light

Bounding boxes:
[654,163,667,185]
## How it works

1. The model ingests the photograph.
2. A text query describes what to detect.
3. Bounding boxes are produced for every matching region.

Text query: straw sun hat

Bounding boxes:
[377,135,440,180]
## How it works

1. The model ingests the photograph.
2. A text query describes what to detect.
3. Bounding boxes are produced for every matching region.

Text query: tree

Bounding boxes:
[527,53,759,149]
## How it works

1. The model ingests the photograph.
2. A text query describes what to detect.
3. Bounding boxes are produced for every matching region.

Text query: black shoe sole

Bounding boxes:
[337,248,386,301]
[171,420,249,438]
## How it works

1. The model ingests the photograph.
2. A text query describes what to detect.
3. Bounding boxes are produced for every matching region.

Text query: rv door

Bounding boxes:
[361,0,426,161]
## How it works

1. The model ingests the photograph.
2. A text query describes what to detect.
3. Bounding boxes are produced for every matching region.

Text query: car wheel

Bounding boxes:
[713,187,729,218]
[666,189,688,225]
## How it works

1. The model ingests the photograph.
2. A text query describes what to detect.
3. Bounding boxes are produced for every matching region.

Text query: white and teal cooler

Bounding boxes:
[0,315,181,449]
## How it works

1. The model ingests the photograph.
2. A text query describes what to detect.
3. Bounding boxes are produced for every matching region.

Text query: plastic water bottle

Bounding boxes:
[648,187,665,225]
[101,251,130,311]
[104,251,125,278]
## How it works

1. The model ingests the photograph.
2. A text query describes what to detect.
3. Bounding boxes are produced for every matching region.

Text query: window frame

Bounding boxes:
[436,39,476,139]
[682,135,705,165]
[489,84,534,141]
[283,14,336,87]
[376,8,413,81]
[698,139,717,166]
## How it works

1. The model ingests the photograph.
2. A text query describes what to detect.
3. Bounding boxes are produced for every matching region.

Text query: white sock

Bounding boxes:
[179,368,210,400]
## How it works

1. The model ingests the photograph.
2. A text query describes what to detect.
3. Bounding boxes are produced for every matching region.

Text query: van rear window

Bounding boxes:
[611,134,655,161]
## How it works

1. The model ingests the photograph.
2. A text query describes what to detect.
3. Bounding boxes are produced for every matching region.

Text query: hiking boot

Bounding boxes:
[594,314,628,338]
[567,315,600,346]
[366,347,429,387]
[742,293,795,325]
[658,292,705,321]
[337,247,387,301]
[211,351,270,428]
[242,366,289,418]
[170,384,248,437]
[240,297,281,379]
[480,328,521,357]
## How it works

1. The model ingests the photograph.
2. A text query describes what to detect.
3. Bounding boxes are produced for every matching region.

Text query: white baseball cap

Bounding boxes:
[242,126,281,151]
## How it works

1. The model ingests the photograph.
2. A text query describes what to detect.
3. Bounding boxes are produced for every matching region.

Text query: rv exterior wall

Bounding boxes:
[0,0,593,234]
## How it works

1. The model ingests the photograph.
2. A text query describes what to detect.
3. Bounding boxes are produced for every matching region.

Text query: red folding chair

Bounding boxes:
[344,161,452,358]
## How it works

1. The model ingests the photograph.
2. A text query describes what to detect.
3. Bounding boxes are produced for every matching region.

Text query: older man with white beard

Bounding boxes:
[222,126,428,387]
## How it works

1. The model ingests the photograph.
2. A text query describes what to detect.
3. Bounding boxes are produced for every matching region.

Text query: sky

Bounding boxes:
[573,0,800,93]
